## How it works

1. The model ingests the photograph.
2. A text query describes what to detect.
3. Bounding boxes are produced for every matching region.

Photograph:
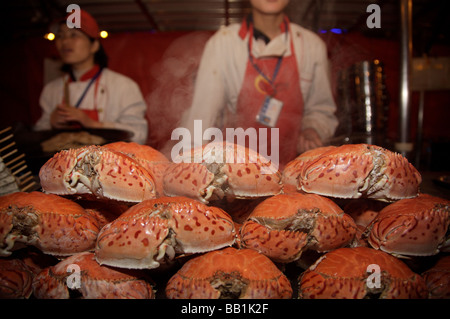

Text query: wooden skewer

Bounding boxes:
[12,164,27,176]
[64,79,70,105]
[0,134,13,144]
[19,175,34,185]
[0,127,12,136]
[9,160,26,172]
[0,126,38,193]
[0,142,16,153]
[1,149,17,159]
[4,153,25,166]
[17,171,31,181]
[21,182,36,192]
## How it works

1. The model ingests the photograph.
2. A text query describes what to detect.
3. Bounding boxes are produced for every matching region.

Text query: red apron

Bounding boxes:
[226,17,304,168]
[63,65,101,125]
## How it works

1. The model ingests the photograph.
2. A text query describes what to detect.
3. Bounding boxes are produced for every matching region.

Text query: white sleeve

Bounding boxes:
[101,78,148,144]
[299,32,338,141]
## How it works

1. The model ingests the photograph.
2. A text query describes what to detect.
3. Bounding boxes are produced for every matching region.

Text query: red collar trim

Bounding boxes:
[68,64,101,82]
[238,15,290,40]
[79,64,100,81]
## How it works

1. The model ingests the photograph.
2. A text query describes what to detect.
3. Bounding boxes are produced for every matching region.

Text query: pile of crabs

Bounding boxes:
[0,141,449,299]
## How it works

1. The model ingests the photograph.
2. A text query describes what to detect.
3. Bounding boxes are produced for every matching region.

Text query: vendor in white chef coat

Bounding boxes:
[177,0,338,166]
[34,9,148,144]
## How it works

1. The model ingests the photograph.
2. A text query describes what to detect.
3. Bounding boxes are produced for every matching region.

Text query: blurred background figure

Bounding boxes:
[173,0,338,166]
[34,9,148,144]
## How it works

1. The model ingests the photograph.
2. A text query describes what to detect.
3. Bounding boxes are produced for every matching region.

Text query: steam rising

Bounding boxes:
[145,31,212,149]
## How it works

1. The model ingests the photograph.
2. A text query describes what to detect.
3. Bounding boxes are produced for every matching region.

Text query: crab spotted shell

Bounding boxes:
[282,146,335,194]
[343,199,388,247]
[165,247,293,299]
[365,193,450,257]
[343,199,387,228]
[104,141,169,163]
[298,247,428,299]
[95,196,236,270]
[32,252,155,299]
[282,144,422,201]
[39,145,157,203]
[163,141,283,203]
[421,255,450,299]
[0,258,35,299]
[240,193,357,263]
[0,192,100,257]
[103,141,170,197]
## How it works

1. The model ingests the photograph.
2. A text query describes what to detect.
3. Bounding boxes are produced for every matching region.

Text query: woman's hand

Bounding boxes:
[50,103,102,129]
[297,128,323,154]
[50,103,72,129]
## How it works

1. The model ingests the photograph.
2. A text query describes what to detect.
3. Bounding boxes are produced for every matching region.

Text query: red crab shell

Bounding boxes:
[9,247,58,275]
[0,192,100,257]
[282,144,422,201]
[163,141,283,203]
[0,248,57,299]
[282,146,335,193]
[240,193,357,263]
[365,194,450,257]
[343,199,388,228]
[39,145,157,203]
[104,141,170,197]
[75,199,128,229]
[298,247,428,299]
[95,196,236,269]
[343,199,388,248]
[165,247,293,299]
[104,141,169,163]
[32,252,155,299]
[0,258,34,299]
[211,198,265,224]
[421,255,450,299]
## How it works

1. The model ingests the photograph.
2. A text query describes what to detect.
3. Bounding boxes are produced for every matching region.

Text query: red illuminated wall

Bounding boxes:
[1,30,449,152]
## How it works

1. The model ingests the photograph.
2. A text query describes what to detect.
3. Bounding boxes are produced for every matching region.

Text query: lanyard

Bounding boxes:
[247,22,288,86]
[248,51,283,86]
[74,68,103,108]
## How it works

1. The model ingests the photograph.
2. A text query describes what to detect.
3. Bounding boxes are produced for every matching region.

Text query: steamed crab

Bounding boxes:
[104,141,170,197]
[240,193,357,263]
[342,199,389,247]
[343,199,387,228]
[75,198,129,229]
[0,247,57,298]
[165,247,292,299]
[298,247,428,299]
[421,255,450,299]
[364,193,450,257]
[0,258,35,298]
[282,146,335,194]
[0,191,100,257]
[33,252,155,299]
[95,196,236,269]
[39,145,157,203]
[163,141,283,204]
[282,144,422,201]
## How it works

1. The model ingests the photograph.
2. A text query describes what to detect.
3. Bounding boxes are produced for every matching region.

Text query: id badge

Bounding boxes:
[256,96,284,127]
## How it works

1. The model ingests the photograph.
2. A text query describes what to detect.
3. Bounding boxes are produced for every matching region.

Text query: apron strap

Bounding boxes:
[246,20,289,89]
[74,68,103,108]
